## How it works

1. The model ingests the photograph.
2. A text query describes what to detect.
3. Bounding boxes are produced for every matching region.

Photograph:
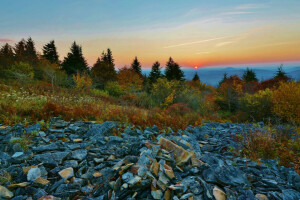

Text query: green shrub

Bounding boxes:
[239,89,273,121]
[91,88,109,97]
[7,62,34,80]
[151,78,182,107]
[105,81,124,97]
[10,137,28,151]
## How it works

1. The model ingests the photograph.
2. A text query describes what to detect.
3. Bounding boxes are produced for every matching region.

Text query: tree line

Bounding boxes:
[0,38,189,89]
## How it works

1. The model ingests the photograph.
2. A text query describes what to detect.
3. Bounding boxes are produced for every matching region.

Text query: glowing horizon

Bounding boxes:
[1,0,299,68]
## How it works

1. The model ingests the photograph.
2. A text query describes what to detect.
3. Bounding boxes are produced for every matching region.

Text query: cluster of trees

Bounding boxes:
[0,37,190,89]
[215,66,298,123]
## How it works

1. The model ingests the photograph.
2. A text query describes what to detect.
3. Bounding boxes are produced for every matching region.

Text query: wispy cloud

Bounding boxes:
[215,41,235,47]
[164,36,230,48]
[195,51,211,55]
[236,4,266,10]
[222,11,253,15]
[0,39,13,43]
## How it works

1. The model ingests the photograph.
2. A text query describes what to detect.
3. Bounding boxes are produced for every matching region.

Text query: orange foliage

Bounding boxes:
[254,77,288,92]
[117,67,143,93]
[272,81,300,124]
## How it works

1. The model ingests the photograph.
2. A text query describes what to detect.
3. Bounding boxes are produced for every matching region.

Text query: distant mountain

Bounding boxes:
[142,66,300,86]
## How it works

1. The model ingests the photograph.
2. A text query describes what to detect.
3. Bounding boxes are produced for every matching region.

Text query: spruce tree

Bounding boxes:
[275,65,287,78]
[192,73,200,81]
[165,57,184,81]
[42,40,59,64]
[218,72,228,87]
[149,61,162,84]
[14,39,27,62]
[25,37,38,64]
[62,41,88,76]
[130,57,142,75]
[242,68,258,82]
[0,43,14,67]
[91,50,117,88]
[106,48,114,65]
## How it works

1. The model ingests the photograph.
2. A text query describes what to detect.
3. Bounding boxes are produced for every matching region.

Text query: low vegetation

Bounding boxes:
[0,37,299,171]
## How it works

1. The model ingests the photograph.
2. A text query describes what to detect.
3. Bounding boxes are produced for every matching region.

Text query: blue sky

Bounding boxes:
[1,0,300,67]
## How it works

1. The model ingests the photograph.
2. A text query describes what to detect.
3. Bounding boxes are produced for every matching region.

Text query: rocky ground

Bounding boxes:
[0,118,299,200]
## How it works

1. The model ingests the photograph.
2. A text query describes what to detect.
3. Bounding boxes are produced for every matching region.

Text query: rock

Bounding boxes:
[33,143,58,153]
[34,177,50,187]
[34,188,47,199]
[70,149,87,160]
[281,189,300,200]
[213,186,226,200]
[27,167,42,181]
[8,182,30,188]
[122,172,134,183]
[163,164,175,179]
[58,167,74,179]
[0,185,14,198]
[151,187,163,199]
[158,137,194,166]
[128,176,142,186]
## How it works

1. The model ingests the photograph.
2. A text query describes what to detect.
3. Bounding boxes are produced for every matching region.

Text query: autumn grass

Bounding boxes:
[240,125,300,173]
[0,80,223,130]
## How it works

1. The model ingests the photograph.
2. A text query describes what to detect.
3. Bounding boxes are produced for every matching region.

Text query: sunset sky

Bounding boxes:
[0,0,300,68]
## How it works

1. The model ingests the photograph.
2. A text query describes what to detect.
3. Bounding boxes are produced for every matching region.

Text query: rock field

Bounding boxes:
[0,117,299,200]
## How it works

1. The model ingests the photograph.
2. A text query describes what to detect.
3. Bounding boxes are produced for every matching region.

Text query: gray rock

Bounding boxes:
[27,168,41,181]
[71,149,87,160]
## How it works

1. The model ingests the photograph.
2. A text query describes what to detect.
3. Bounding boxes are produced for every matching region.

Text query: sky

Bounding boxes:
[0,0,300,68]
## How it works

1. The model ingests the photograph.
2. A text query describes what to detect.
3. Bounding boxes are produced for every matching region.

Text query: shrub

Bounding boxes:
[90,89,109,97]
[105,81,124,97]
[151,78,181,107]
[175,88,204,112]
[215,75,244,112]
[166,103,191,115]
[73,71,92,91]
[272,81,300,124]
[239,89,273,122]
[8,62,34,80]
[117,67,143,93]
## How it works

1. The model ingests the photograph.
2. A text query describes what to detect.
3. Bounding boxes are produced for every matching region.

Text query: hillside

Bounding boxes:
[0,118,299,199]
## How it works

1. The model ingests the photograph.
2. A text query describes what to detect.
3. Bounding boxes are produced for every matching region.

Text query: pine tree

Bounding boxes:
[0,43,14,67]
[61,41,88,76]
[106,48,114,65]
[275,64,287,78]
[218,72,228,87]
[91,50,117,89]
[242,68,258,82]
[165,57,184,81]
[130,57,142,75]
[192,73,200,81]
[14,39,27,62]
[24,37,38,65]
[42,40,59,64]
[149,61,162,84]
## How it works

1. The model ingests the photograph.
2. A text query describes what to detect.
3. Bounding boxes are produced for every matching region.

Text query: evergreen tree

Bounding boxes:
[42,40,59,64]
[91,50,117,88]
[61,41,88,76]
[165,57,184,81]
[192,73,200,81]
[0,43,14,68]
[14,39,27,62]
[106,48,114,65]
[275,64,287,78]
[130,57,142,75]
[242,68,258,82]
[149,61,162,84]
[24,37,38,65]
[218,72,228,87]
